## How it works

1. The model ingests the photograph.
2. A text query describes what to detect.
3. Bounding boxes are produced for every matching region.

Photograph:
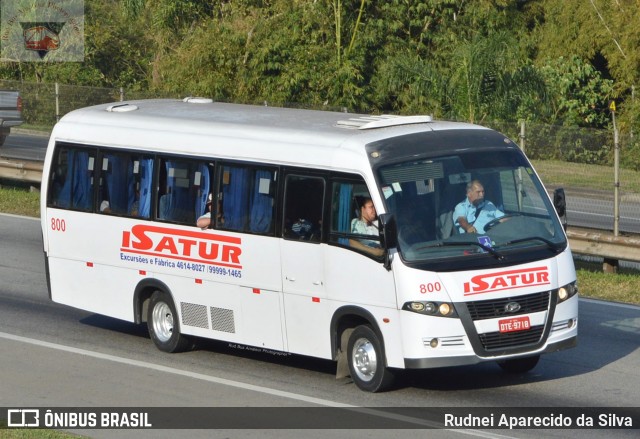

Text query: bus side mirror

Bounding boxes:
[378,213,398,250]
[378,213,397,271]
[553,188,567,231]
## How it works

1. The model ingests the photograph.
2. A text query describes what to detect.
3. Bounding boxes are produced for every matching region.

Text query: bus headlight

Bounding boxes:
[403,301,457,318]
[557,282,578,304]
[439,303,453,316]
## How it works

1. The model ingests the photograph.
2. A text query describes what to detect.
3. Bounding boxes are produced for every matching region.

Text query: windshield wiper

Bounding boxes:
[501,236,562,253]
[418,241,505,260]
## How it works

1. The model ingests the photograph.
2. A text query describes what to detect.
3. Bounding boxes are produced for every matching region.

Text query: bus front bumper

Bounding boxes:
[403,335,576,369]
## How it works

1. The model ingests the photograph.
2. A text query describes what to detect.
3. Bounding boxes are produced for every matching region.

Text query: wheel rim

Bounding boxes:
[152,301,174,343]
[351,337,377,382]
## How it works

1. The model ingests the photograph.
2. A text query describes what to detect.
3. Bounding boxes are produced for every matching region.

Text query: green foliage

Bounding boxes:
[621,136,640,172]
[444,31,543,123]
[536,0,640,91]
[539,56,614,128]
[0,0,638,149]
[0,0,153,88]
[370,53,442,115]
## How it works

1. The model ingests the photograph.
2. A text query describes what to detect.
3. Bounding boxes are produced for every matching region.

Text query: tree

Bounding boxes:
[539,56,614,128]
[370,3,545,122]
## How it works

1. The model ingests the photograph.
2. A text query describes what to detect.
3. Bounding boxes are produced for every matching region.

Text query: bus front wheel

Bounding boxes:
[347,325,394,392]
[147,290,191,353]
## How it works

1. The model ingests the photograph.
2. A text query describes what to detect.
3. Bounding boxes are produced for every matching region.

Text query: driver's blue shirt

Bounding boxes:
[453,198,504,234]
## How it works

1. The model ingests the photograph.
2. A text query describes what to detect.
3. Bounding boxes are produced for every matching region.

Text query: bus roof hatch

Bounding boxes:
[336,115,433,130]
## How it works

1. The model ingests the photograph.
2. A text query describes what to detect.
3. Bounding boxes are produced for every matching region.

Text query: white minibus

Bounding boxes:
[41,98,578,392]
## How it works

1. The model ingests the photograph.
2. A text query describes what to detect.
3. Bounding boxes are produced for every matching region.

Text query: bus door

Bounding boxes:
[280,173,328,356]
[280,173,326,298]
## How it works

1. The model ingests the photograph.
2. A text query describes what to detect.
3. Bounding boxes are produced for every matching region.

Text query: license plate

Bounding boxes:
[498,316,531,333]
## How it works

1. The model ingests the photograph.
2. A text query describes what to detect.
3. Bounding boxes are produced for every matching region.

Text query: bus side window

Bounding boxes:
[282,175,325,242]
[49,146,71,208]
[219,164,275,234]
[157,158,211,225]
[220,166,246,230]
[98,153,154,218]
[48,144,96,211]
[329,179,381,254]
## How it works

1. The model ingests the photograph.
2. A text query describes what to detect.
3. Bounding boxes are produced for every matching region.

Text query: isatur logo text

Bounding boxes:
[121,224,242,269]
[463,266,550,296]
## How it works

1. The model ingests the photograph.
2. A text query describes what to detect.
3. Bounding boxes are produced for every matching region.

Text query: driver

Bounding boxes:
[453,180,504,234]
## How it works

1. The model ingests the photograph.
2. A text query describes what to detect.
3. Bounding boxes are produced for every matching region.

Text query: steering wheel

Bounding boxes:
[483,213,521,231]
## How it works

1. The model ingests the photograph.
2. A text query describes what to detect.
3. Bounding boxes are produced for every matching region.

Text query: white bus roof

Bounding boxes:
[51,99,495,172]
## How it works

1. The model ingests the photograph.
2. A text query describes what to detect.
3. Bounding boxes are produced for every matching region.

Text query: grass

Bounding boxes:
[532,159,640,194]
[1,166,638,306]
[575,269,639,304]
[19,123,54,133]
[0,421,83,438]
[0,182,40,216]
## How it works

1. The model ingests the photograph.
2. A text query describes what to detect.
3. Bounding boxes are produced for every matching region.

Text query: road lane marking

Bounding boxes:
[0,330,351,407]
[0,212,40,221]
[0,330,513,437]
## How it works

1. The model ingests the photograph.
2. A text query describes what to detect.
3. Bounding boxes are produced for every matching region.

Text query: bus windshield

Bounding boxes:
[377,149,566,265]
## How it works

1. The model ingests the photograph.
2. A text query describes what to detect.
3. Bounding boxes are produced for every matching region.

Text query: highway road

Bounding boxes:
[1,130,639,234]
[0,130,49,162]
[0,213,638,438]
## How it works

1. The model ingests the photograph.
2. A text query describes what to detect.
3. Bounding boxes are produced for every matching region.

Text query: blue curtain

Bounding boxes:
[161,161,194,221]
[104,154,130,213]
[56,150,93,210]
[72,151,93,210]
[136,158,152,218]
[249,170,273,233]
[222,167,249,230]
[337,184,352,245]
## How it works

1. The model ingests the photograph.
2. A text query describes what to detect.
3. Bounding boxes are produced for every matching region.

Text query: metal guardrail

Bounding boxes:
[0,158,42,183]
[567,228,640,270]
[0,158,637,270]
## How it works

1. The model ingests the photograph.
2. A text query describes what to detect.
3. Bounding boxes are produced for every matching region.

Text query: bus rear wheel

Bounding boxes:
[147,290,191,353]
[347,325,394,392]
[497,355,540,373]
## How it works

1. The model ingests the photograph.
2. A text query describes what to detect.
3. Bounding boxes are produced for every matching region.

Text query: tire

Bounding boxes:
[147,290,191,353]
[497,355,540,373]
[347,325,394,392]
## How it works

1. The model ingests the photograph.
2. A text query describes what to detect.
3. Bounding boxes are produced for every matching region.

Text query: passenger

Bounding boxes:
[453,180,504,234]
[100,200,111,213]
[197,194,213,229]
[197,194,224,229]
[129,189,140,216]
[350,197,384,257]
